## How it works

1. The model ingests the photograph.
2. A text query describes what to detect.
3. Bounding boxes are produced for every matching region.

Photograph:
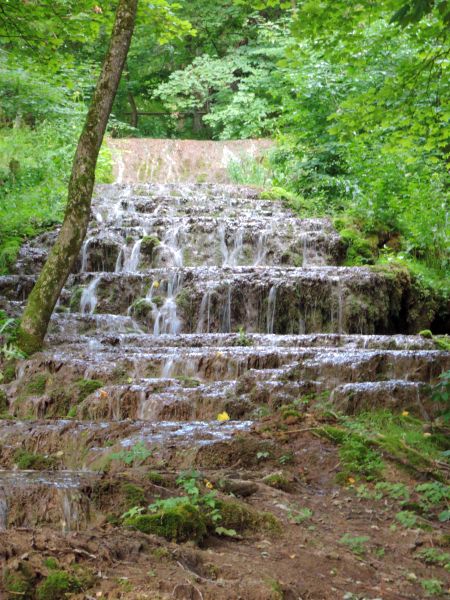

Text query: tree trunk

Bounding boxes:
[128,91,139,128]
[17,0,138,355]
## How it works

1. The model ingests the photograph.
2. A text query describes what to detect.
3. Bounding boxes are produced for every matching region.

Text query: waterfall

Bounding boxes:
[152,272,183,335]
[0,488,8,531]
[123,238,142,272]
[80,237,93,272]
[332,277,344,334]
[80,275,102,315]
[162,357,174,378]
[267,285,277,334]
[197,289,212,333]
[254,231,267,266]
[228,227,243,267]
[303,235,308,267]
[219,223,229,266]
[220,285,232,332]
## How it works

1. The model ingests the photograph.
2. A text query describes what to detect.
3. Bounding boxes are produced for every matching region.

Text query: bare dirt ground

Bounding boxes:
[1,412,449,599]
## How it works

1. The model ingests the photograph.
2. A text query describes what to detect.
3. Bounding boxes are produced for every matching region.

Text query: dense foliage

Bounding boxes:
[0,0,448,290]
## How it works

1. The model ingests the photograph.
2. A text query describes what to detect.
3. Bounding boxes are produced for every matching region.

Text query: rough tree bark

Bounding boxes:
[17,0,139,354]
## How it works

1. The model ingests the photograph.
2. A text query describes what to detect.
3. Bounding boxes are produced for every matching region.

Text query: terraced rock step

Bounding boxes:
[0,181,448,547]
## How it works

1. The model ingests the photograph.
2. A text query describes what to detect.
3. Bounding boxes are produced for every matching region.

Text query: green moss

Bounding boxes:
[338,226,377,266]
[124,501,207,543]
[175,375,201,388]
[434,336,450,351]
[217,499,281,534]
[122,483,146,506]
[0,389,8,413]
[147,471,166,485]
[262,472,292,492]
[36,571,81,600]
[75,378,103,401]
[43,557,59,570]
[419,329,433,339]
[69,286,83,312]
[14,449,56,470]
[141,235,160,258]
[25,374,47,395]
[66,406,78,418]
[4,563,35,598]
[130,298,153,319]
[279,404,302,421]
[2,363,16,383]
[16,326,41,355]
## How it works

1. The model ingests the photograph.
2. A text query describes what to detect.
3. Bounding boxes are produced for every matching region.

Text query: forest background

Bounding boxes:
[0,0,448,300]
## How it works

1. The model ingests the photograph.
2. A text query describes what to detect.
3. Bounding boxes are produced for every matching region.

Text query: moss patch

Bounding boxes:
[124,500,207,543]
[122,482,146,506]
[14,449,57,470]
[218,499,281,534]
[36,571,81,600]
[75,378,104,401]
[25,374,48,395]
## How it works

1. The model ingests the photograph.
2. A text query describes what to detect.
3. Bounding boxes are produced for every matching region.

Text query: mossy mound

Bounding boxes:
[124,501,207,543]
[217,499,281,534]
[262,472,293,492]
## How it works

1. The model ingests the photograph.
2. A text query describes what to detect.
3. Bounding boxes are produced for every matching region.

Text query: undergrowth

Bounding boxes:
[0,121,113,274]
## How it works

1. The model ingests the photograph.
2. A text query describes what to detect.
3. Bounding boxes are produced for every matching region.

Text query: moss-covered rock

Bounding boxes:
[124,501,207,543]
[122,482,146,506]
[75,378,104,401]
[25,374,47,395]
[217,499,281,534]
[262,472,293,492]
[141,235,160,257]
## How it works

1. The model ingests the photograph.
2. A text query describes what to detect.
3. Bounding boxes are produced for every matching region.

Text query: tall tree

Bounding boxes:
[17,0,139,354]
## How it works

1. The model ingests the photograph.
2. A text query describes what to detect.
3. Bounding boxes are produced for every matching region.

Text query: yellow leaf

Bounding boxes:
[348,477,356,485]
[153,281,160,289]
[204,480,214,489]
[217,411,230,422]
[402,410,409,417]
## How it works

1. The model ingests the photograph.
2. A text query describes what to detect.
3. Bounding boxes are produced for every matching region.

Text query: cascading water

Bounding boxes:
[267,285,277,334]
[197,288,213,333]
[1,176,448,557]
[80,275,102,315]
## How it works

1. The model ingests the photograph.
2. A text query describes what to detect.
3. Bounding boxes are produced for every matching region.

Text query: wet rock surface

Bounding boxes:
[1,181,449,598]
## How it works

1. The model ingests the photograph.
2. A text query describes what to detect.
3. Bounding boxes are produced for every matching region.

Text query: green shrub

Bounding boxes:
[36,571,81,600]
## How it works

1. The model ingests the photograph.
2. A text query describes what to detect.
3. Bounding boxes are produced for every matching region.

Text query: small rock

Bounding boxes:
[218,479,258,497]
